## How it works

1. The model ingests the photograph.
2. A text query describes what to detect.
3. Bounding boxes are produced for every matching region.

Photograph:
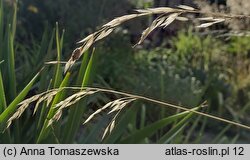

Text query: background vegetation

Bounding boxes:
[0,0,250,143]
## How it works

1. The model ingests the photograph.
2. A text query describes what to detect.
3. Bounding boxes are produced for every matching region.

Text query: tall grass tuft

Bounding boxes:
[0,2,250,144]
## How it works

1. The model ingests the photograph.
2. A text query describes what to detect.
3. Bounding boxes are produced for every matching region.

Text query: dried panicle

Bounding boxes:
[64,13,145,73]
[135,13,180,46]
[34,89,59,114]
[64,5,249,72]
[7,93,41,123]
[64,7,184,72]
[102,117,117,140]
[44,61,67,65]
[83,97,137,125]
[64,47,83,73]
[198,17,215,21]
[177,5,196,11]
[102,124,110,140]
[47,119,53,128]
[18,94,40,106]
[46,95,54,107]
[64,34,95,73]
[47,110,62,128]
[83,101,114,125]
[109,120,115,134]
[197,22,216,28]
[6,89,61,129]
[136,7,176,14]
[101,119,116,140]
[5,86,250,134]
[77,34,94,44]
[7,95,40,129]
[216,31,250,38]
[196,18,225,28]
[161,13,180,28]
[135,16,162,46]
[108,98,136,114]
[108,101,127,114]
[54,92,82,109]
[43,90,59,106]
[71,47,82,61]
[102,108,123,140]
[82,97,137,140]
[95,28,114,42]
[6,105,26,129]
[103,14,141,27]
[55,90,97,109]
[175,16,189,21]
[47,90,98,127]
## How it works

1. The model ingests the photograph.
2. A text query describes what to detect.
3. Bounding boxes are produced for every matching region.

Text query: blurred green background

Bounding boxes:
[0,0,250,143]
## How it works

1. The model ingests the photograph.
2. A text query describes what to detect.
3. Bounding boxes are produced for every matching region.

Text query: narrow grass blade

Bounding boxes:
[53,23,63,88]
[140,105,146,129]
[37,29,55,91]
[6,24,17,101]
[34,30,55,138]
[36,72,71,143]
[11,1,17,40]
[62,50,96,143]
[35,79,52,139]
[11,2,21,142]
[0,0,4,57]
[1,70,13,143]
[44,29,56,61]
[194,117,208,143]
[82,114,110,144]
[104,105,139,143]
[0,70,7,113]
[76,51,90,85]
[121,107,200,143]
[212,125,231,143]
[0,70,41,131]
[157,111,195,143]
[36,24,67,143]
[184,114,202,143]
[231,134,239,144]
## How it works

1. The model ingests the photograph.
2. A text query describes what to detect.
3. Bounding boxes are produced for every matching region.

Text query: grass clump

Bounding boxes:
[0,1,250,144]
